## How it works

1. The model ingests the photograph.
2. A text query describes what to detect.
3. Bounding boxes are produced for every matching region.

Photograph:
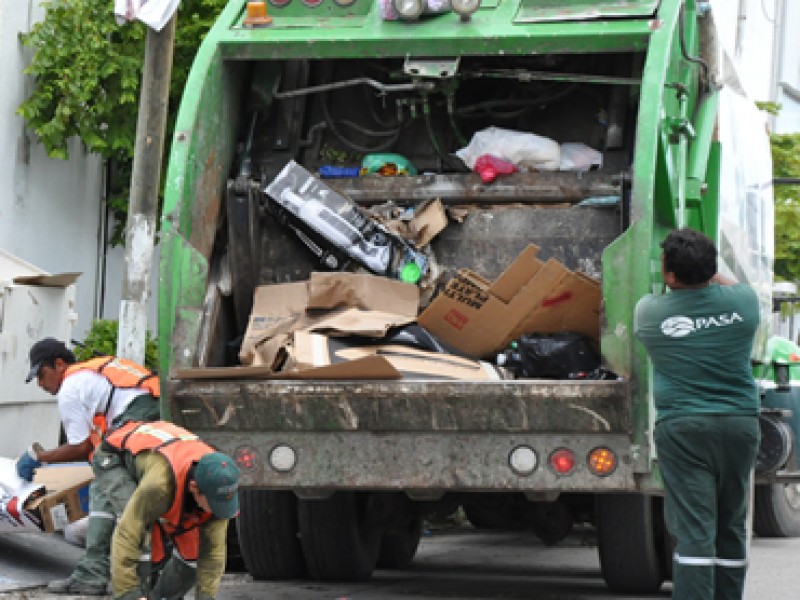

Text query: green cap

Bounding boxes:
[195,453,241,519]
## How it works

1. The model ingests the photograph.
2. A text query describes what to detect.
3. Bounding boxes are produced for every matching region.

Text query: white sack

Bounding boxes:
[455,126,561,172]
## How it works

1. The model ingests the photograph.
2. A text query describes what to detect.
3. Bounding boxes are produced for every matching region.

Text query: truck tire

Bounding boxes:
[753,483,800,537]
[237,489,306,580]
[299,492,381,581]
[377,517,423,569]
[596,494,665,593]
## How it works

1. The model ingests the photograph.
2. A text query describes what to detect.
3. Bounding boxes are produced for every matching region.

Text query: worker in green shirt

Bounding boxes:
[100,420,240,600]
[634,228,760,600]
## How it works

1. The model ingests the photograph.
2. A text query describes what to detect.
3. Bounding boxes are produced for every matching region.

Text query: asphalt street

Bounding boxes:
[0,526,796,599]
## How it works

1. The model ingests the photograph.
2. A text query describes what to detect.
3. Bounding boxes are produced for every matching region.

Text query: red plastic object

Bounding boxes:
[474,154,516,183]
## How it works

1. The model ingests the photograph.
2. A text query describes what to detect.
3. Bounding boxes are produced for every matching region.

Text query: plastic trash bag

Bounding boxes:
[456,126,561,172]
[559,143,603,172]
[496,332,599,379]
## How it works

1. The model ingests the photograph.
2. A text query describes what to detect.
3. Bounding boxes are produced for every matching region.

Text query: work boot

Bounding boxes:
[47,576,107,596]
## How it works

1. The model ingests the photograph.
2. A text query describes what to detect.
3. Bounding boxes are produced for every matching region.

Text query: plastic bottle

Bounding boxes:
[496,340,521,376]
[474,154,516,183]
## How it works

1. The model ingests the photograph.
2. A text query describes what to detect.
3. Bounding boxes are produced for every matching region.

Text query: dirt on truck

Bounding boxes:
[158,0,791,593]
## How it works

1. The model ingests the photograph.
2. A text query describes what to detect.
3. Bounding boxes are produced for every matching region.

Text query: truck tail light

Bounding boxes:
[549,448,576,475]
[588,447,617,477]
[269,444,298,472]
[235,445,258,470]
[508,445,538,476]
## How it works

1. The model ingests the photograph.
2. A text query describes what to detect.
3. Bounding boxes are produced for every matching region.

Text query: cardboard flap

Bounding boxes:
[489,245,541,303]
[12,272,82,287]
[409,198,448,248]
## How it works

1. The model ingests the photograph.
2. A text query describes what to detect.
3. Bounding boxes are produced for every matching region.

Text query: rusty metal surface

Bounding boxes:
[326,171,621,204]
[169,379,629,433]
[192,430,635,492]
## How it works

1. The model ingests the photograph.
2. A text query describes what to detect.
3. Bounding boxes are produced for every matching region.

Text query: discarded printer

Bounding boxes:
[264,160,429,284]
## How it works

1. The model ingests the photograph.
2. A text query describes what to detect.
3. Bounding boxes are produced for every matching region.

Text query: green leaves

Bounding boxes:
[18,0,227,245]
[771,133,800,282]
[75,319,159,371]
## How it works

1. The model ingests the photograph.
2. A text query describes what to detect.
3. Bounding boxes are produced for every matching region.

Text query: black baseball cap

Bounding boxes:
[26,338,75,383]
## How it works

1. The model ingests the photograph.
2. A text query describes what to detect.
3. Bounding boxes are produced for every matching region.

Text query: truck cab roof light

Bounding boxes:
[588,447,617,477]
[243,1,273,27]
[549,448,576,475]
[392,0,424,20]
[450,0,480,21]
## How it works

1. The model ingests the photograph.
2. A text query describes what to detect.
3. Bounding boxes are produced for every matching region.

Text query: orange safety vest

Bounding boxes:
[65,357,160,451]
[104,421,215,563]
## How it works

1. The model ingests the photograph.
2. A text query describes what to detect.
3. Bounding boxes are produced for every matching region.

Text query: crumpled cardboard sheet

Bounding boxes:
[239,272,420,369]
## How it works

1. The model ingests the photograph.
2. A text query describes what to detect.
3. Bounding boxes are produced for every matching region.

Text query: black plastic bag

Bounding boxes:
[498,332,600,379]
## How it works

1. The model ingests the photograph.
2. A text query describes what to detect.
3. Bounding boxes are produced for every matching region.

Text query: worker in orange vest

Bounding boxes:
[17,337,161,596]
[102,420,240,600]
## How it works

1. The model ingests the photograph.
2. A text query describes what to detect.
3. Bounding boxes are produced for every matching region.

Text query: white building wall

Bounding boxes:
[1,0,104,340]
[1,0,158,343]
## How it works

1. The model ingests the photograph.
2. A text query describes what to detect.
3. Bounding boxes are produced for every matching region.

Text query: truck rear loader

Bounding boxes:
[158,0,797,592]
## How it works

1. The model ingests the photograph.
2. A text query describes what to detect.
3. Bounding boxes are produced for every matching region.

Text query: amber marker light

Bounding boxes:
[235,445,258,470]
[549,448,576,475]
[243,1,273,27]
[588,447,617,477]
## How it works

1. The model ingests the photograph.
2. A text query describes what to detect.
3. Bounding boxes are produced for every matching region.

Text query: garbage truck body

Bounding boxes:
[158,0,792,591]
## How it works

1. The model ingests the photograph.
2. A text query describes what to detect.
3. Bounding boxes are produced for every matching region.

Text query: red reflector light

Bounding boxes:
[549,448,576,474]
[235,446,258,469]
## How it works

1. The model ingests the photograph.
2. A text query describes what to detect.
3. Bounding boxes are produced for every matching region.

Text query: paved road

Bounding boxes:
[0,526,796,599]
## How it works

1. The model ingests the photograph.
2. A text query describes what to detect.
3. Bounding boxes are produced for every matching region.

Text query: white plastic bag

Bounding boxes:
[559,142,603,172]
[455,126,561,172]
[114,0,181,31]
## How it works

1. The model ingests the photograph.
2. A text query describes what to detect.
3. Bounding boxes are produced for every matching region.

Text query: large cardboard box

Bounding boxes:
[28,465,92,533]
[417,245,600,359]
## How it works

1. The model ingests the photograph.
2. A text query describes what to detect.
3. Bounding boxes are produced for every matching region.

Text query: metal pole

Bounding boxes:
[117,15,177,364]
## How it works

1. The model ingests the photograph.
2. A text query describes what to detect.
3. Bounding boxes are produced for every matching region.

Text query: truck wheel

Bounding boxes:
[753,483,800,537]
[377,517,423,569]
[596,494,665,593]
[237,489,306,580]
[299,492,381,581]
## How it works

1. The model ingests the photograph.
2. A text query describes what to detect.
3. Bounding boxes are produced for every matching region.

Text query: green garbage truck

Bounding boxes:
[158,0,794,592]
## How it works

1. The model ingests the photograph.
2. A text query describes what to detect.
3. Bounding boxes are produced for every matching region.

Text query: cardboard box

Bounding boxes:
[27,466,93,533]
[417,245,600,359]
[288,332,502,380]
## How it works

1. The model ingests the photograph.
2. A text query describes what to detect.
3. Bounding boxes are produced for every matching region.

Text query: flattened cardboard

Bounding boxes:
[177,355,402,380]
[27,465,92,533]
[417,244,600,359]
[289,332,502,381]
[307,272,419,314]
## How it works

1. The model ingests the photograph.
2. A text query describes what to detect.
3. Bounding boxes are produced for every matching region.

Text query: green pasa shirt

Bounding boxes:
[633,283,760,420]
